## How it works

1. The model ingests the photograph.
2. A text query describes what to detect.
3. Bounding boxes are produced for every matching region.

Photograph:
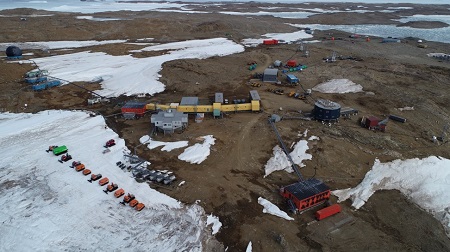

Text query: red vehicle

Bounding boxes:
[104,139,115,148]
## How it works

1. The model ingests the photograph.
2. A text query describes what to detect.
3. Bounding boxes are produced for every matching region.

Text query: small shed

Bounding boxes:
[286,60,297,67]
[121,102,147,119]
[286,74,299,84]
[215,93,224,104]
[263,68,278,83]
[151,109,188,134]
[180,97,199,106]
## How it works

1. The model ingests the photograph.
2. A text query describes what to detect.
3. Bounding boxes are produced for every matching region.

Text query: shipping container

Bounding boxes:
[389,114,407,123]
[315,204,341,220]
[263,39,278,45]
[52,145,68,156]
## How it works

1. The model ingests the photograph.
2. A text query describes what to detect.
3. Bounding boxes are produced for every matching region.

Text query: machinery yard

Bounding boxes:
[1,2,450,251]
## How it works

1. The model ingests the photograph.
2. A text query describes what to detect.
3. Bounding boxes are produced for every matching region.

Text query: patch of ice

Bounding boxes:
[333,156,450,237]
[264,140,312,177]
[206,214,222,235]
[312,79,363,93]
[178,135,215,164]
[258,197,294,221]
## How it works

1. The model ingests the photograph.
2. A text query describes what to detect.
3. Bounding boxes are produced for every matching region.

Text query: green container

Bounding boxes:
[302,65,307,69]
[53,145,68,155]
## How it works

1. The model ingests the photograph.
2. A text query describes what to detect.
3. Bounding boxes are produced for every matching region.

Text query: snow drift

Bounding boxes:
[312,79,363,93]
[333,156,450,237]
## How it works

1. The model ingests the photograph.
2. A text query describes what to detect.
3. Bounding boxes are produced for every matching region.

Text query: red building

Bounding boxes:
[263,39,279,45]
[280,178,330,212]
[121,102,147,119]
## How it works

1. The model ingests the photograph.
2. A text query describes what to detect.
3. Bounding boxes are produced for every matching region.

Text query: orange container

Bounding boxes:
[135,203,145,211]
[99,177,109,186]
[114,188,125,198]
[315,204,341,221]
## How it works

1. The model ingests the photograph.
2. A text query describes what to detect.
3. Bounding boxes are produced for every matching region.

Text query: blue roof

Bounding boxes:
[286,74,298,80]
[122,102,146,109]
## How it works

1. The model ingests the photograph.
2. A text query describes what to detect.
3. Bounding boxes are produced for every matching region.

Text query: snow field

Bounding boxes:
[28,38,243,97]
[0,111,212,251]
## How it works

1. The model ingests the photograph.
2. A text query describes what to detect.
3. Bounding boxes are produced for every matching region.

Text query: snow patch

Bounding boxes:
[258,197,294,221]
[308,136,320,141]
[312,79,363,93]
[0,110,210,251]
[246,241,252,252]
[178,135,215,164]
[26,38,243,97]
[264,140,312,177]
[206,214,222,235]
[333,156,450,237]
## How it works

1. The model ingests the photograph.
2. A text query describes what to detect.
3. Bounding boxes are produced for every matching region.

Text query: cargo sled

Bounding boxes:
[99,177,109,186]
[135,203,145,211]
[114,188,125,198]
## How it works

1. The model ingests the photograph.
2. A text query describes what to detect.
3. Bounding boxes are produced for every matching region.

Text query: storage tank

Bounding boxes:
[5,46,22,58]
[313,99,341,121]
[274,60,282,67]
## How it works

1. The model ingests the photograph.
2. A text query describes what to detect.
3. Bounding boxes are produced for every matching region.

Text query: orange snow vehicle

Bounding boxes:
[75,163,85,172]
[120,193,135,205]
[103,182,118,194]
[82,169,91,176]
[88,174,102,183]
[98,177,109,186]
[114,188,125,198]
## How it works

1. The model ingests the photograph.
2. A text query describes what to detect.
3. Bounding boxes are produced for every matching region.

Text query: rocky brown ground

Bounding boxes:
[1,3,450,252]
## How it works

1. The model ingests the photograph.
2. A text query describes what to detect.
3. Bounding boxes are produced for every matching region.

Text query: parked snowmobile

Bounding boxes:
[103,182,118,194]
[120,193,135,205]
[88,173,102,183]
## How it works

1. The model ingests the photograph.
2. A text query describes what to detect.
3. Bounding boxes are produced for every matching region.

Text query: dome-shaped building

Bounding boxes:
[313,99,341,122]
[6,46,22,58]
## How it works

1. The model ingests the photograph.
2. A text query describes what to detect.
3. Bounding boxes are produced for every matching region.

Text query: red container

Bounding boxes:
[287,60,297,67]
[263,39,278,45]
[315,204,341,220]
[365,116,379,128]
